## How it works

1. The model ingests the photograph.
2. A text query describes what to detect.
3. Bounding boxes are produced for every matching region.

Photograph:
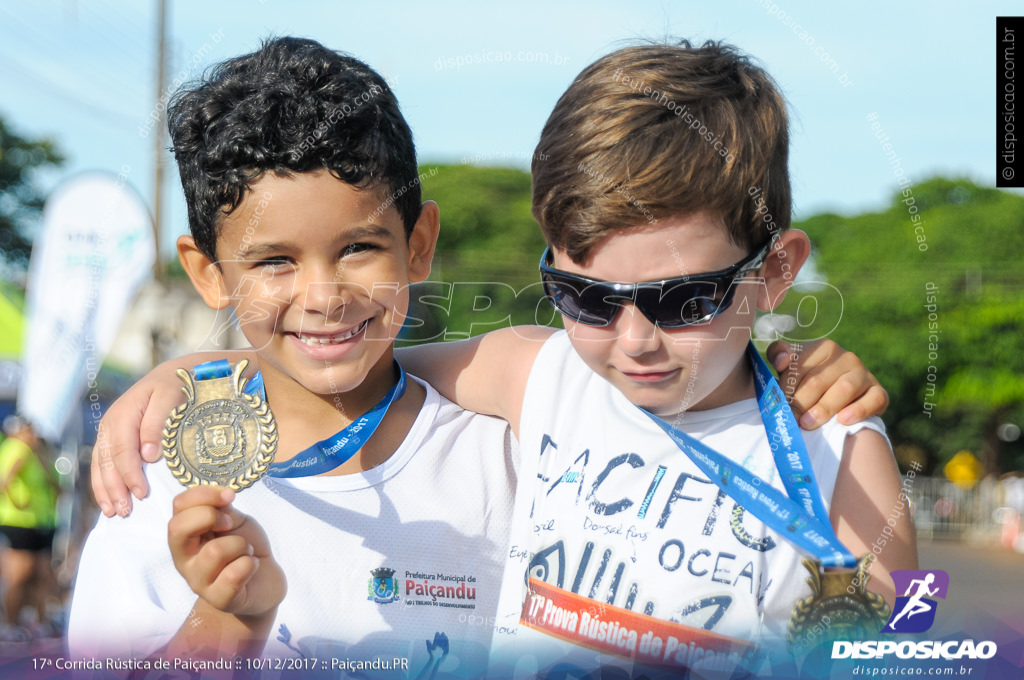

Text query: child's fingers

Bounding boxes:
[187,535,256,603]
[139,386,188,464]
[90,429,118,518]
[785,363,828,421]
[766,339,794,373]
[772,339,834,408]
[92,379,187,515]
[179,492,269,553]
[168,490,236,554]
[837,385,890,427]
[792,368,862,429]
[168,504,222,560]
[213,502,251,534]
[168,502,234,550]
[204,553,261,612]
[92,412,146,518]
[172,486,236,515]
[770,339,885,430]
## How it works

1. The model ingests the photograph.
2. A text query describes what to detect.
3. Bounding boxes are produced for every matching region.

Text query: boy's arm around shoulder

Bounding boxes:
[95,325,550,516]
[396,325,554,435]
[830,427,918,609]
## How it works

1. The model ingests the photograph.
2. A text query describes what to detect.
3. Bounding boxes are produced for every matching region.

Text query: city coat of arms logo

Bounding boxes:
[368,567,400,604]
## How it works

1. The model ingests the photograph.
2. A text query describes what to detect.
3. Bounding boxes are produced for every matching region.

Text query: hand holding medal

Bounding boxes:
[160,357,407,647]
[160,358,286,643]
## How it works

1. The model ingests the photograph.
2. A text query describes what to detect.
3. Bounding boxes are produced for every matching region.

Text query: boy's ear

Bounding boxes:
[407,200,440,283]
[757,229,811,312]
[177,235,231,310]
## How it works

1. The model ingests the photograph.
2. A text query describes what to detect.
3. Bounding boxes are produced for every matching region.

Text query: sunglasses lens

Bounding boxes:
[542,276,617,326]
[650,280,730,327]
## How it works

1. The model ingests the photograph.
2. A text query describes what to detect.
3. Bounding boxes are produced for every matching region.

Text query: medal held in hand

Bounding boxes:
[788,555,891,654]
[162,359,277,490]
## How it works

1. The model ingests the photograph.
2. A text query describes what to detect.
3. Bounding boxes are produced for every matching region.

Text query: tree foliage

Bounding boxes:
[775,178,1024,474]
[402,164,552,342]
[0,115,64,270]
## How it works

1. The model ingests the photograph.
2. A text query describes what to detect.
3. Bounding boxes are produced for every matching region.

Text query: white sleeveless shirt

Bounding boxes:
[489,332,888,675]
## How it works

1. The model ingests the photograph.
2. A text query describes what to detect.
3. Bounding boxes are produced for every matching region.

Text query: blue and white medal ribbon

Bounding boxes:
[641,342,856,568]
[196,359,408,478]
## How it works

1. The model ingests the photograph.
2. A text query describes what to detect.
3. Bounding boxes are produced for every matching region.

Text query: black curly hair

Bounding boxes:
[168,36,420,261]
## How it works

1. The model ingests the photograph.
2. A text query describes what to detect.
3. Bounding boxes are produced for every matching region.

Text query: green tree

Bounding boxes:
[0,115,64,270]
[936,296,1024,476]
[402,164,551,343]
[777,178,1024,474]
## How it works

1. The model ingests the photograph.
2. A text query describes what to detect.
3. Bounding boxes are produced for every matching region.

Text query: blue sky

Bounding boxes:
[0,0,1015,260]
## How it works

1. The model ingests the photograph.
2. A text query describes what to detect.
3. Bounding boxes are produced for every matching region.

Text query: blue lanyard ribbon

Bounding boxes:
[641,342,856,568]
[194,359,232,381]
[193,359,407,479]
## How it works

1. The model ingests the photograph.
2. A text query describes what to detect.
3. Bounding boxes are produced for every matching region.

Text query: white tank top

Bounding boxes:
[490,331,888,675]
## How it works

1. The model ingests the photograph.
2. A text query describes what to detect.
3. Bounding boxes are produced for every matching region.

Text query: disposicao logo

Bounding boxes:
[832,568,998,661]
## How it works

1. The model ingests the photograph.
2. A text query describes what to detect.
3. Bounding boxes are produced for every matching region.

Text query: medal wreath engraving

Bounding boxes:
[162,359,277,490]
[787,555,891,654]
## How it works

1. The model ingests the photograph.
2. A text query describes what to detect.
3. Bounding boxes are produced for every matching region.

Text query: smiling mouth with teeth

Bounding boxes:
[295,319,369,346]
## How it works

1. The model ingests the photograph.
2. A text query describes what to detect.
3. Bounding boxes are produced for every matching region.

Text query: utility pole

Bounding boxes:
[153,0,167,285]
[151,0,168,369]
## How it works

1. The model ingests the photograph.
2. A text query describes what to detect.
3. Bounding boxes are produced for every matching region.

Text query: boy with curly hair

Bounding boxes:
[68,38,517,676]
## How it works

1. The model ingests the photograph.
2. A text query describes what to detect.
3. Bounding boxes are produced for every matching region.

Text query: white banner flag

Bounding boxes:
[19,170,154,440]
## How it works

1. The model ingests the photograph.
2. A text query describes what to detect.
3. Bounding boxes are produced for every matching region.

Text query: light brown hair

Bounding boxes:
[532,41,790,265]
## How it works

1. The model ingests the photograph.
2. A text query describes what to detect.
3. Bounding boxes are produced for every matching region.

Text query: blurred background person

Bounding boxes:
[0,415,60,639]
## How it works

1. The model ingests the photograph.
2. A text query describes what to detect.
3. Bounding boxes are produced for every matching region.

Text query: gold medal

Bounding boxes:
[787,555,891,655]
[162,359,277,490]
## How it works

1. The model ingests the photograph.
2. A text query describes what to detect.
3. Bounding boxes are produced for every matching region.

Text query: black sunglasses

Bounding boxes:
[539,243,771,328]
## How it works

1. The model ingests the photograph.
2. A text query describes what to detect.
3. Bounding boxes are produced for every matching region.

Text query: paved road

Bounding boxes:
[919,539,1024,620]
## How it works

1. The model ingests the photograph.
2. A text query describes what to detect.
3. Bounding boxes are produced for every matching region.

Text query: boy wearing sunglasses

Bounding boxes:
[402,41,915,674]
[89,41,901,675]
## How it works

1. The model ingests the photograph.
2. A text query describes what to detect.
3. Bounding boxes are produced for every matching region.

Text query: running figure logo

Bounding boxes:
[882,569,949,633]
